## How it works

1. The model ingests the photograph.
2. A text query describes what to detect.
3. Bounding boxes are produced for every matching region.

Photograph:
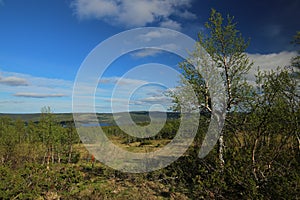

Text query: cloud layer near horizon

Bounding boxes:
[13,93,67,98]
[0,70,72,113]
[0,50,298,113]
[0,75,29,86]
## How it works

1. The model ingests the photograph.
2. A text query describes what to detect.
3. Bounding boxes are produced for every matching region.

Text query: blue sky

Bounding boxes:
[0,0,299,113]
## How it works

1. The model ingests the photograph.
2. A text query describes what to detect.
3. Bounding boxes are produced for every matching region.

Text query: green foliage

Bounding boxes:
[0,14,299,199]
[167,9,300,199]
[172,9,253,112]
[291,31,300,69]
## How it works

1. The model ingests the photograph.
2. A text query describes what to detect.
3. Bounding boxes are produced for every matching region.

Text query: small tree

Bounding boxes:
[172,9,253,167]
[0,117,17,165]
[39,106,57,167]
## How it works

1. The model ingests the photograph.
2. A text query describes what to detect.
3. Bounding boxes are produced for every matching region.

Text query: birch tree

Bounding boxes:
[172,9,252,167]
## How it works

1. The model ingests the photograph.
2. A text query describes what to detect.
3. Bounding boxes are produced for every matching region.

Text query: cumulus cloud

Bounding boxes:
[139,29,171,41]
[136,29,180,43]
[247,51,298,82]
[131,49,163,58]
[71,0,196,30]
[159,19,182,30]
[13,92,67,98]
[0,75,29,86]
[248,51,297,70]
[72,0,118,19]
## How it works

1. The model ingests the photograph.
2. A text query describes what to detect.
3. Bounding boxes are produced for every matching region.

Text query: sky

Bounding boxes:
[0,0,299,113]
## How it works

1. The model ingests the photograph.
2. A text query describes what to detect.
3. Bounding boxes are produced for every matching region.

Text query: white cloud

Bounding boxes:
[14,93,67,98]
[0,75,29,86]
[247,51,297,82]
[96,75,176,112]
[136,29,181,44]
[0,70,73,113]
[72,0,118,19]
[133,96,172,105]
[0,70,177,113]
[0,71,72,95]
[99,77,148,85]
[248,51,297,70]
[131,49,163,58]
[139,29,173,41]
[159,19,182,30]
[71,0,196,29]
